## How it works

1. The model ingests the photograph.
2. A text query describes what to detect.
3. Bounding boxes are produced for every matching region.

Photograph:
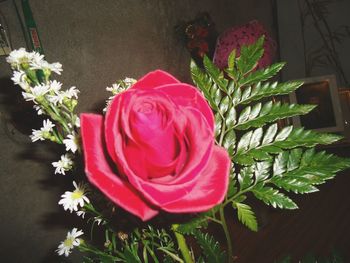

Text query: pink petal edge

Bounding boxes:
[131,70,180,90]
[162,146,230,213]
[80,113,159,221]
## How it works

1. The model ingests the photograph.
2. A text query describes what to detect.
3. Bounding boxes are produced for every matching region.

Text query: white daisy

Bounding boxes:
[33,105,44,115]
[30,119,55,142]
[63,133,79,153]
[58,181,89,213]
[47,91,65,105]
[11,71,29,90]
[56,228,83,257]
[106,83,122,95]
[47,62,63,75]
[124,77,137,86]
[76,210,86,219]
[49,80,62,93]
[6,48,31,68]
[52,154,73,175]
[103,78,135,112]
[65,86,79,99]
[22,83,50,102]
[30,60,63,75]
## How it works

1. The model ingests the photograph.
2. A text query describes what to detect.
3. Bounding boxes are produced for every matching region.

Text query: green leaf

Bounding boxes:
[269,149,350,193]
[238,165,254,190]
[275,126,293,141]
[273,152,289,176]
[176,213,210,235]
[215,113,222,138]
[271,176,319,194]
[236,130,253,154]
[234,102,316,130]
[232,85,242,105]
[203,55,228,92]
[225,106,237,128]
[192,230,227,263]
[234,154,255,166]
[262,124,278,144]
[249,149,272,161]
[235,126,342,164]
[249,127,263,149]
[252,183,298,209]
[254,160,272,182]
[219,96,230,115]
[237,80,303,105]
[236,35,265,75]
[235,202,258,232]
[227,49,236,71]
[279,149,350,185]
[190,60,218,111]
[274,128,343,148]
[239,62,286,87]
[223,129,236,154]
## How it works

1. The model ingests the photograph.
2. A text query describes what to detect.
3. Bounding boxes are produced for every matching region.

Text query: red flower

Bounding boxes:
[80,70,230,221]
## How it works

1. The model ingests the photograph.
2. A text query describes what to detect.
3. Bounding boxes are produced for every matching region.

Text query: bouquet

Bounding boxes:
[7,37,350,262]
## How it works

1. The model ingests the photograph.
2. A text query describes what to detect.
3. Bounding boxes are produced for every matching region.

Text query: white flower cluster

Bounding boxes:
[7,48,62,74]
[8,49,81,175]
[103,77,136,112]
[56,228,84,257]
[8,49,104,259]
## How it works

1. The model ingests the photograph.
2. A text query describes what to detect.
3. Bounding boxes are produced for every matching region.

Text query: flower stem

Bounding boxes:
[172,224,193,263]
[219,206,233,263]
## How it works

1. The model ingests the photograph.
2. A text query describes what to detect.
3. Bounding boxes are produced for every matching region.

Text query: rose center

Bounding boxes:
[124,96,182,180]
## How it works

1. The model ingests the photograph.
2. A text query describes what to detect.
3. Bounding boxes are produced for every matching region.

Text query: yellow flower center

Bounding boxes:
[63,238,74,247]
[72,190,83,200]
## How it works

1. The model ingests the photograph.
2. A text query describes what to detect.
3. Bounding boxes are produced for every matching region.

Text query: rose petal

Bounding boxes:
[122,108,214,207]
[157,83,214,129]
[162,146,230,212]
[80,113,158,221]
[131,70,180,90]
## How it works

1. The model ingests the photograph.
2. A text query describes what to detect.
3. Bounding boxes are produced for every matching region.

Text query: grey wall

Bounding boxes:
[277,0,350,85]
[0,1,275,262]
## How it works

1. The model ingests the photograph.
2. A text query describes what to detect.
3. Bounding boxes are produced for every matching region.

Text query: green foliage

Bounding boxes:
[234,102,315,130]
[176,206,221,235]
[192,230,227,263]
[190,36,350,234]
[234,125,342,165]
[234,202,258,231]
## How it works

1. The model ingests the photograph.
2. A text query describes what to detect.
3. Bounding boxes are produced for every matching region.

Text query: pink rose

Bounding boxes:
[80,70,230,221]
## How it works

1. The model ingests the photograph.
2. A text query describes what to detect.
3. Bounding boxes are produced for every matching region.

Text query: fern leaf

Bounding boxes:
[252,183,298,209]
[193,230,227,263]
[176,212,211,235]
[236,35,265,75]
[238,62,286,87]
[276,149,350,186]
[238,166,254,190]
[236,80,303,106]
[203,55,228,92]
[234,102,316,130]
[190,60,218,111]
[234,125,342,162]
[234,202,258,232]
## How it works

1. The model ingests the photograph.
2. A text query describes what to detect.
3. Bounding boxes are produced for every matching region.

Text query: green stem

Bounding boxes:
[219,206,233,263]
[172,224,193,263]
